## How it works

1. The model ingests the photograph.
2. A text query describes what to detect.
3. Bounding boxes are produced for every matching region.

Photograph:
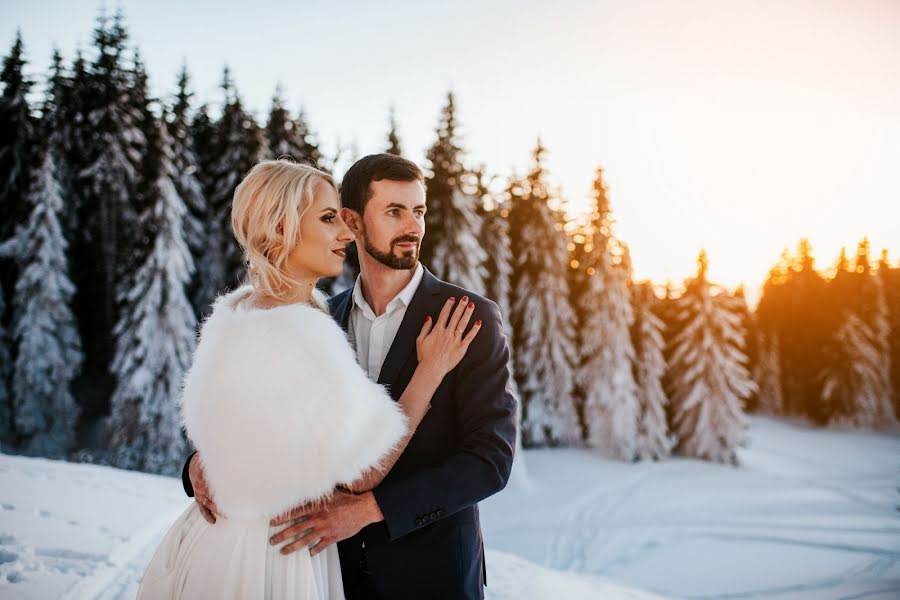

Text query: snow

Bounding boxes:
[481,416,900,599]
[2,416,899,599]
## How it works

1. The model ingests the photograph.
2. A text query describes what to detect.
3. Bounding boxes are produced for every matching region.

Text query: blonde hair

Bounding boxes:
[231,159,337,310]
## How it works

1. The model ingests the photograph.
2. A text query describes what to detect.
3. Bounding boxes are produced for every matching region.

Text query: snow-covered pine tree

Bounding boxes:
[10,148,83,457]
[879,249,900,416]
[385,105,402,156]
[820,240,897,428]
[733,285,760,412]
[666,251,755,465]
[572,168,639,459]
[631,279,675,461]
[107,110,196,474]
[0,285,11,445]
[41,49,79,235]
[820,312,890,428]
[475,167,525,478]
[508,142,580,447]
[263,84,319,164]
[70,12,147,409]
[856,240,896,425]
[194,67,262,313]
[0,31,36,324]
[169,65,206,294]
[421,93,487,293]
[753,329,784,415]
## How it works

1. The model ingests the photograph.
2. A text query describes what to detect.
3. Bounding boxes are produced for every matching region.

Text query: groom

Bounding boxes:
[182,153,517,599]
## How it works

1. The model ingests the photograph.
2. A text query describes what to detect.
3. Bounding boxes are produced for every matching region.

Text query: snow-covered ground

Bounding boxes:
[483,416,900,599]
[1,416,898,599]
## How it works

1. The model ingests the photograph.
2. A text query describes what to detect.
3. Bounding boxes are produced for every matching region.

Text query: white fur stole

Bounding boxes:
[180,286,407,519]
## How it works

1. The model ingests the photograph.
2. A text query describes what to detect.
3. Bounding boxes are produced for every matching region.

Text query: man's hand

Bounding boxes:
[269,490,384,557]
[189,453,221,524]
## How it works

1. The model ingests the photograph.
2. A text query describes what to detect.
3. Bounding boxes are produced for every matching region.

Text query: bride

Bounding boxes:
[137,159,481,599]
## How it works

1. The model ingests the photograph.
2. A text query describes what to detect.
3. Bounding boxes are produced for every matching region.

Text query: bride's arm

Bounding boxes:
[342,296,481,493]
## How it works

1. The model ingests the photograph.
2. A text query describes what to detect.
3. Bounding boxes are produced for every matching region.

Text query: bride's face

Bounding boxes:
[284,182,354,279]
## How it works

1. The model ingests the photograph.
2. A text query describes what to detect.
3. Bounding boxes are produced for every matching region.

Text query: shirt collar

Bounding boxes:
[351,262,424,319]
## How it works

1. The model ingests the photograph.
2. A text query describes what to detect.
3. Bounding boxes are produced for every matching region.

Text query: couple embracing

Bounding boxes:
[137,153,518,599]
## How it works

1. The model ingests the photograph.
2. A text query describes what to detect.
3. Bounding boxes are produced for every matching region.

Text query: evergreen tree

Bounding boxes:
[666,251,755,465]
[572,168,639,459]
[385,105,402,156]
[819,240,896,427]
[753,330,784,415]
[70,12,147,415]
[0,285,11,445]
[194,67,261,313]
[756,239,829,419]
[879,250,900,416]
[0,31,36,325]
[433,188,488,293]
[169,65,206,288]
[42,49,79,235]
[508,142,580,446]
[422,92,466,268]
[10,149,83,456]
[631,279,674,460]
[263,85,320,165]
[421,94,486,292]
[107,112,196,474]
[476,167,525,476]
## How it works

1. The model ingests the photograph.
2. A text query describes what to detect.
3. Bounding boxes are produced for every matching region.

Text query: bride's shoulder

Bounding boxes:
[199,285,344,348]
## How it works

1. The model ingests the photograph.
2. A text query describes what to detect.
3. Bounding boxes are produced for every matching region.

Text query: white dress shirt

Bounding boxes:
[348,262,425,382]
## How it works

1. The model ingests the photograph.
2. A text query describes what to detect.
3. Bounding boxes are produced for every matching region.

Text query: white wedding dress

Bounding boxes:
[137,287,407,600]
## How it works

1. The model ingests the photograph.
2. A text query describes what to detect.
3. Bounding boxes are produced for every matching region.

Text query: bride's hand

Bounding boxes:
[415,296,482,379]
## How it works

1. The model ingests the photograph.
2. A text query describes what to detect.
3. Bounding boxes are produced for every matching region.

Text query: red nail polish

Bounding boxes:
[425,316,431,322]
[475,320,482,326]
[449,297,455,302]
[469,302,475,309]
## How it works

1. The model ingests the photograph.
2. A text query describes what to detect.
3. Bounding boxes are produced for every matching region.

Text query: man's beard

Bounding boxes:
[360,225,419,270]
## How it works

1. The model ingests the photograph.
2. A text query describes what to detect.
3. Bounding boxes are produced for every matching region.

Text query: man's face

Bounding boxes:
[343,179,426,270]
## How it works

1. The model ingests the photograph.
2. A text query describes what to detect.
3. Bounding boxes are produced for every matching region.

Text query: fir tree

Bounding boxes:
[10,149,83,456]
[421,94,487,292]
[476,168,525,475]
[70,12,147,413]
[879,250,900,416]
[107,113,196,474]
[819,240,897,427]
[0,31,36,324]
[753,330,784,415]
[42,49,79,235]
[386,105,402,156]
[755,239,829,419]
[194,67,261,313]
[508,142,580,446]
[0,285,11,445]
[169,65,206,285]
[666,251,755,465]
[631,279,674,460]
[573,168,639,459]
[263,84,320,165]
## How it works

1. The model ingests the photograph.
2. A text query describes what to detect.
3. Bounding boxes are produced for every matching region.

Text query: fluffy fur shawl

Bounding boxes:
[181,286,407,519]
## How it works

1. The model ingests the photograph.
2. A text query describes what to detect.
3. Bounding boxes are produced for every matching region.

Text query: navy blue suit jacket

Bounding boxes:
[330,266,516,600]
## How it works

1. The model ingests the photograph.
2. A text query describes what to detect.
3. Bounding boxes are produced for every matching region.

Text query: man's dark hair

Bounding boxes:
[340,153,424,214]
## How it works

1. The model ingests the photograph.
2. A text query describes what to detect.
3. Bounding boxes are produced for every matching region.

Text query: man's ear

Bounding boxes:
[341,207,362,238]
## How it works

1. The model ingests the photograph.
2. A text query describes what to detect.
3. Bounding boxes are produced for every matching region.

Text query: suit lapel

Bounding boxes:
[377,266,442,387]
[332,286,353,332]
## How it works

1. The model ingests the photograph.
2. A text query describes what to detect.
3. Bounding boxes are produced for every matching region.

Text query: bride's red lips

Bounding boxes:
[332,248,347,258]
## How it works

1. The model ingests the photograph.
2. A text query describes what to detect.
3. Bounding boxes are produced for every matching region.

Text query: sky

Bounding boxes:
[4,0,899,302]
